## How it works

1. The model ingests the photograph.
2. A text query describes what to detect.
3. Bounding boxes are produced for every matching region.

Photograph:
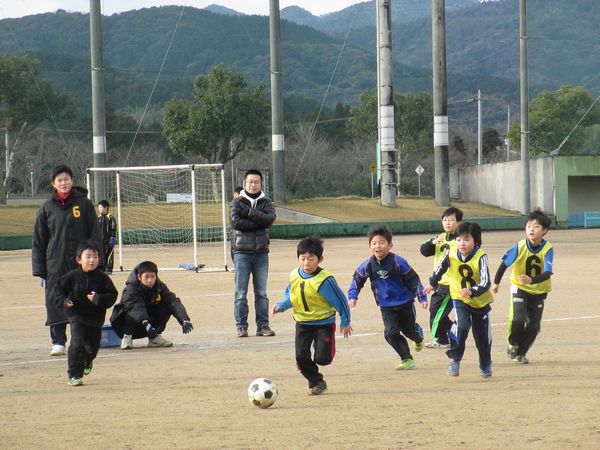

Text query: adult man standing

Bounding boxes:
[230,169,276,337]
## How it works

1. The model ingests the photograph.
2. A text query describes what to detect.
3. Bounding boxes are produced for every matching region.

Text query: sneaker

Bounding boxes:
[308,381,328,396]
[83,360,94,376]
[68,377,83,386]
[50,344,66,356]
[395,358,416,370]
[147,334,173,347]
[507,345,519,360]
[414,339,424,352]
[480,365,493,378]
[513,355,529,364]
[256,326,275,337]
[447,359,460,376]
[425,340,450,349]
[237,327,249,338]
[120,334,133,350]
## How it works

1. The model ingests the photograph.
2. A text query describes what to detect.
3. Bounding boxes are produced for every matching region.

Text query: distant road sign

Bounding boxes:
[370,162,376,173]
[415,165,424,175]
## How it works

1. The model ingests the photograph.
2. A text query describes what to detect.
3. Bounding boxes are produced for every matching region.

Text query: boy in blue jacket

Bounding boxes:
[273,236,352,396]
[348,226,428,370]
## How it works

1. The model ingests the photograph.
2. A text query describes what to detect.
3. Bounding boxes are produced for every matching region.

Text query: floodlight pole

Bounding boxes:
[90,0,107,202]
[377,0,397,208]
[520,0,531,213]
[432,0,450,205]
[269,0,285,203]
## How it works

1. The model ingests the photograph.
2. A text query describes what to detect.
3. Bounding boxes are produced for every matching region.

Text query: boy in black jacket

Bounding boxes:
[55,240,118,386]
[110,261,193,350]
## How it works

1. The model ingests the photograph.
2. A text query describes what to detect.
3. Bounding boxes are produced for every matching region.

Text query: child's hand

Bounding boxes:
[491,283,500,294]
[432,237,442,245]
[461,288,472,297]
[517,274,532,284]
[86,292,95,302]
[341,325,353,338]
[423,285,434,294]
[348,299,357,311]
[271,305,280,316]
[64,300,74,309]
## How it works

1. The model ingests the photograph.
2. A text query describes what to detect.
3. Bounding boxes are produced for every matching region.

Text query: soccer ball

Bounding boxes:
[248,378,278,409]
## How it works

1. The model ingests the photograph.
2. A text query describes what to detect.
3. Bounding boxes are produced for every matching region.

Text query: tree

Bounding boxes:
[163,64,270,164]
[507,85,600,156]
[0,54,73,202]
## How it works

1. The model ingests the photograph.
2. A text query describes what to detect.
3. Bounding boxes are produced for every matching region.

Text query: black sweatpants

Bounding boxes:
[68,322,101,378]
[295,323,336,388]
[102,242,115,273]
[123,309,172,338]
[428,286,453,345]
[380,303,424,360]
[507,290,546,357]
[446,300,492,370]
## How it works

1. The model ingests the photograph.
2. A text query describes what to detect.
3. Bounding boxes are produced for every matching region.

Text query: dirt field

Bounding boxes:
[1,229,600,449]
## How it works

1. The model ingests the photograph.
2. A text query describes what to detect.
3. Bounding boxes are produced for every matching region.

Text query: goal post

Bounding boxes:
[86,164,228,272]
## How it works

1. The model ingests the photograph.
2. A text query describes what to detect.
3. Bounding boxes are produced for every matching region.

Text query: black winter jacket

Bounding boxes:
[230,191,276,254]
[32,186,102,325]
[110,265,190,338]
[55,267,118,327]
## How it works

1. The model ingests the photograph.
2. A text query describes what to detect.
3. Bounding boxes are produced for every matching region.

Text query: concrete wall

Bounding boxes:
[457,157,555,215]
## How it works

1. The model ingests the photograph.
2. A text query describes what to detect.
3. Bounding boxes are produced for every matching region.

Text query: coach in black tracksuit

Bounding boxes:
[32,165,102,354]
[55,257,118,380]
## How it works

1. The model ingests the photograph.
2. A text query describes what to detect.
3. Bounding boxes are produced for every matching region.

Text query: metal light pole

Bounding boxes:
[269,0,285,203]
[90,0,107,202]
[432,0,450,205]
[477,89,482,165]
[520,0,531,213]
[377,0,397,208]
[506,105,511,161]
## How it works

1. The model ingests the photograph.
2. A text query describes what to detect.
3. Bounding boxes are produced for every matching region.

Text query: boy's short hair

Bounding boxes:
[98,199,110,209]
[51,164,73,182]
[234,186,243,194]
[244,169,263,182]
[456,222,482,247]
[527,208,551,229]
[368,225,393,244]
[137,261,159,276]
[442,206,463,221]
[297,236,324,258]
[76,239,101,258]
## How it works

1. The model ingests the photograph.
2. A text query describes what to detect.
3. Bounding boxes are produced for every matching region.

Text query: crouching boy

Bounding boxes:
[110,261,193,349]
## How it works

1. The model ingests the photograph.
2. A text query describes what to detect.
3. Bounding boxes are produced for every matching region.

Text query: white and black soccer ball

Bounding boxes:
[248,378,278,409]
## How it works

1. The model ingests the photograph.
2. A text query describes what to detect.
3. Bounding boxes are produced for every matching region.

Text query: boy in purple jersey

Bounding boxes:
[348,226,427,370]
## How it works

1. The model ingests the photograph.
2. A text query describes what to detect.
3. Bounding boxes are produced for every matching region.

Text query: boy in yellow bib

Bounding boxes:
[424,222,494,378]
[492,209,553,364]
[273,237,352,396]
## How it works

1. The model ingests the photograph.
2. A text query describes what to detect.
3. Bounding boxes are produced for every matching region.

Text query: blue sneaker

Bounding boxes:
[480,365,492,378]
[447,359,460,376]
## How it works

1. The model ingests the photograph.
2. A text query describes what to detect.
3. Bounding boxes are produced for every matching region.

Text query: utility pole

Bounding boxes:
[506,105,511,161]
[477,89,482,164]
[269,0,285,203]
[377,0,397,208]
[432,0,449,205]
[520,0,531,213]
[90,0,107,202]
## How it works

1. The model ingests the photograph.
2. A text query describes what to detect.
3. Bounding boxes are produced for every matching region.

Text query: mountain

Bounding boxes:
[203,4,243,16]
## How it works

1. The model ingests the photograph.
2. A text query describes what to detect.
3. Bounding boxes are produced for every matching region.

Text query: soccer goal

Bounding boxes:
[86,164,228,272]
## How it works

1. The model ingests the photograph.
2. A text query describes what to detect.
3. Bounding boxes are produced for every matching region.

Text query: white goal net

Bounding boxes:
[86,164,228,272]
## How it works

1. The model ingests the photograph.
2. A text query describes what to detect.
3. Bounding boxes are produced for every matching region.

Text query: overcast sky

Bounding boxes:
[0,1,368,19]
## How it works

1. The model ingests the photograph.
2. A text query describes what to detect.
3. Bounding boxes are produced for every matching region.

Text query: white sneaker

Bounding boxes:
[147,334,173,348]
[50,344,66,356]
[120,334,133,350]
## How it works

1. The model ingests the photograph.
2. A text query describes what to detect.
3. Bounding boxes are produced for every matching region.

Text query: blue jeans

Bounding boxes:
[234,252,270,330]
